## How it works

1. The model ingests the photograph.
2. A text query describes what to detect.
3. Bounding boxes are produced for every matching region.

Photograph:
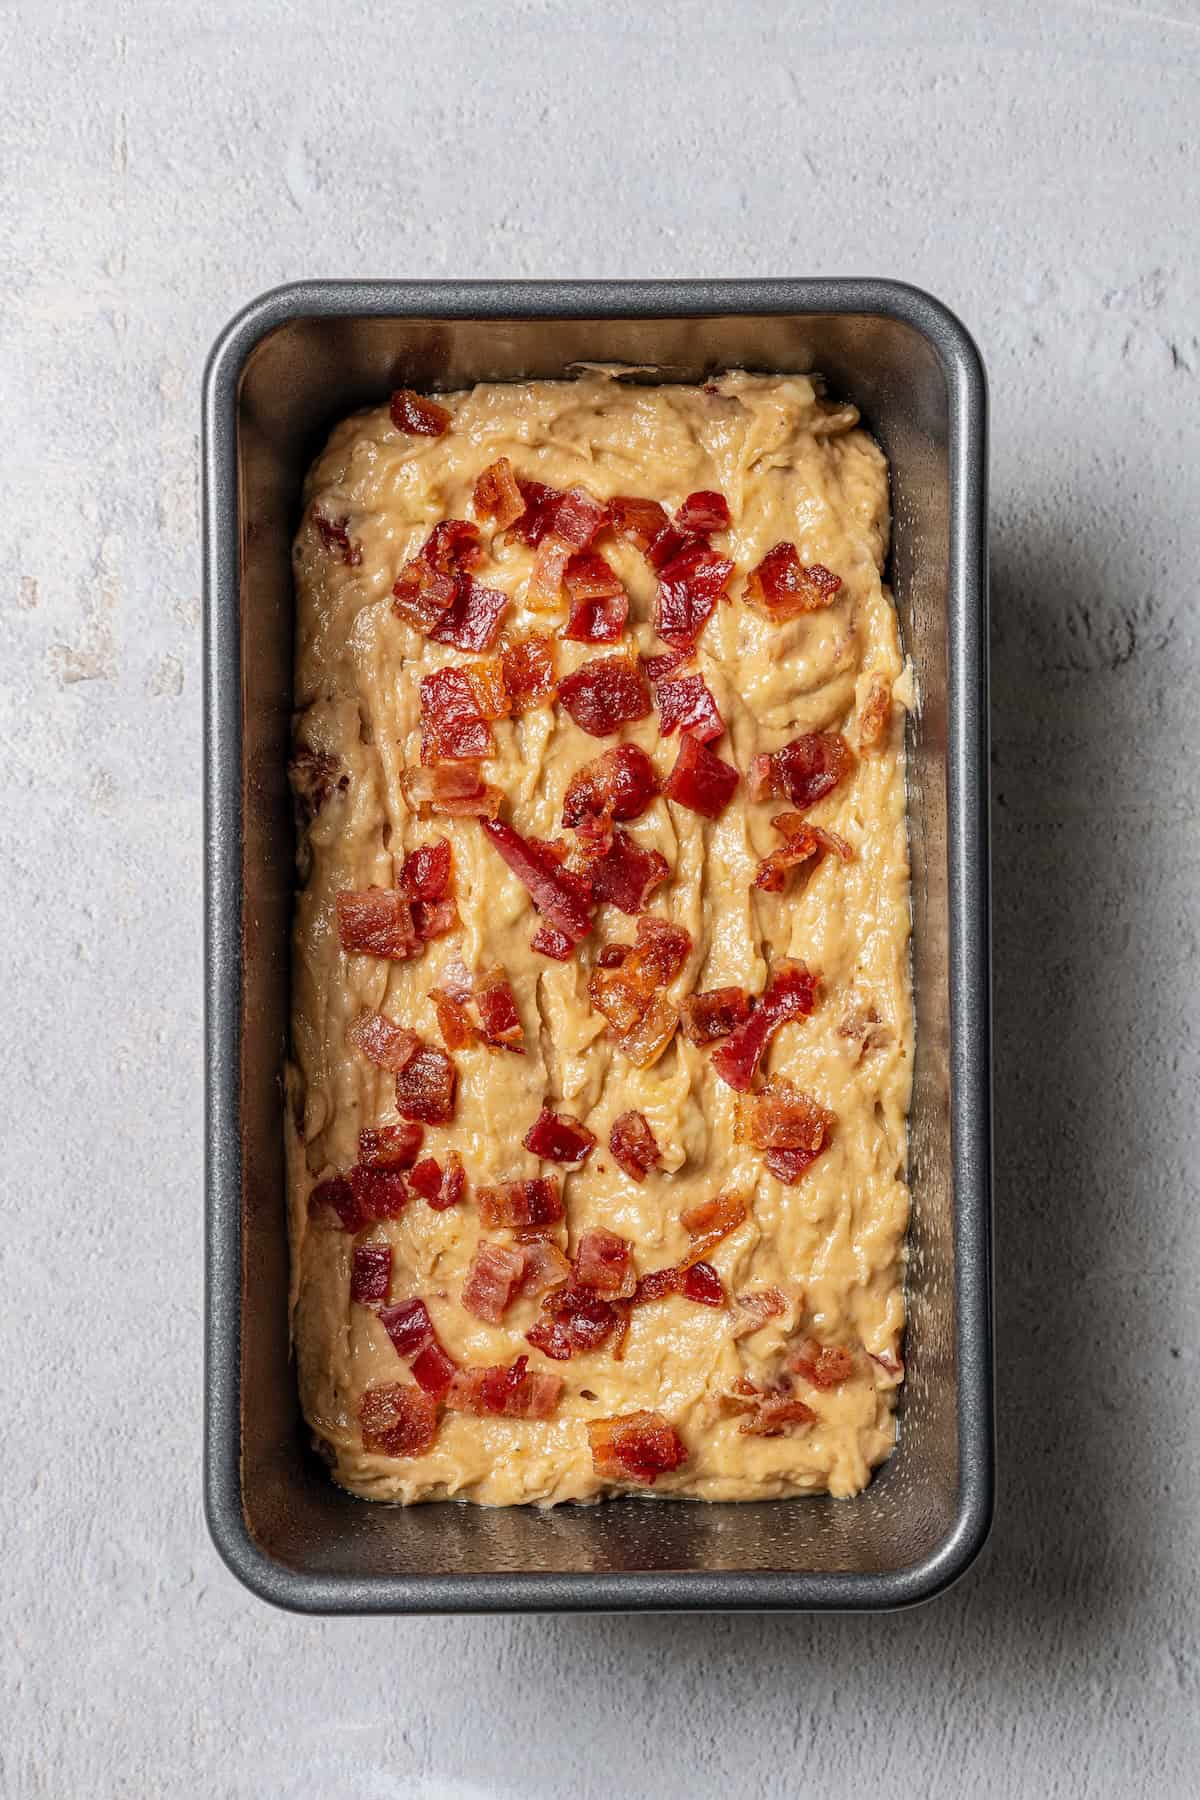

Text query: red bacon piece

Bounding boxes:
[730,1286,789,1339]
[588,1411,687,1484]
[608,495,672,554]
[677,1261,725,1307]
[608,1110,662,1182]
[477,1176,563,1233]
[358,1383,438,1457]
[501,633,557,712]
[526,534,572,609]
[737,1392,815,1437]
[336,887,421,960]
[409,1151,466,1210]
[744,543,841,619]
[348,1163,410,1221]
[654,674,724,744]
[429,576,510,653]
[389,388,452,436]
[587,914,691,1062]
[710,961,819,1092]
[351,1243,393,1305]
[562,745,659,850]
[679,986,751,1046]
[314,512,362,567]
[510,478,607,551]
[558,654,651,738]
[675,490,731,533]
[419,668,494,764]
[663,732,739,819]
[307,1174,364,1232]
[789,1338,856,1388]
[400,764,501,820]
[523,1107,597,1165]
[398,838,453,902]
[574,1227,635,1298]
[431,986,475,1052]
[348,1011,421,1073]
[754,818,852,894]
[480,817,595,944]
[448,1356,563,1419]
[358,1122,424,1168]
[680,1191,748,1262]
[858,673,893,751]
[748,732,854,810]
[526,1281,619,1360]
[597,944,628,968]
[378,1298,457,1397]
[394,1045,457,1124]
[473,456,525,529]
[655,540,734,648]
[461,1241,527,1323]
[563,552,629,643]
[739,1079,836,1179]
[585,829,670,915]
[641,646,690,684]
[393,520,482,633]
[530,923,573,960]
[476,966,524,1051]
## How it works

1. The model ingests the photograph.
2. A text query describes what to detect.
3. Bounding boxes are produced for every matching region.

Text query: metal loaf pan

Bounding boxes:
[203,279,992,1613]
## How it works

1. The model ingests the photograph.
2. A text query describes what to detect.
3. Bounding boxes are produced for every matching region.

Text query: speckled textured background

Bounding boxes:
[3,1,1198,1793]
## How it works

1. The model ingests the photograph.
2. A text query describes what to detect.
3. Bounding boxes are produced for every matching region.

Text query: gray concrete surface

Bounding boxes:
[3,1,1198,1794]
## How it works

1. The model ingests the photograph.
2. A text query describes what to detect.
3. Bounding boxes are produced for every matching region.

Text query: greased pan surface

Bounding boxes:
[203,279,992,1613]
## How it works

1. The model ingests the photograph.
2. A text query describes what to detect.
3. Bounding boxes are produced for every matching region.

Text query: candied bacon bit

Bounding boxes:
[399,838,453,902]
[413,897,458,942]
[597,943,628,968]
[632,1267,677,1304]
[654,673,724,744]
[400,764,501,819]
[314,512,362,567]
[501,633,557,711]
[307,1175,364,1232]
[562,745,659,846]
[587,916,690,1059]
[749,732,854,809]
[461,1241,527,1323]
[523,1107,597,1165]
[588,1411,688,1484]
[679,986,751,1046]
[789,1338,857,1387]
[477,1175,564,1233]
[754,822,822,895]
[558,654,651,738]
[389,387,451,436]
[616,992,679,1068]
[351,1243,393,1305]
[565,550,625,602]
[608,1110,662,1183]
[378,1298,458,1397]
[336,887,421,960]
[680,1192,748,1264]
[608,495,671,552]
[526,534,573,609]
[429,576,510,653]
[348,1163,410,1221]
[740,1078,836,1160]
[518,1238,572,1296]
[394,1045,457,1124]
[480,817,595,943]
[359,1121,424,1169]
[511,479,607,550]
[531,923,573,960]
[473,456,525,529]
[348,1011,421,1074]
[393,520,483,633]
[553,486,609,549]
[710,960,819,1092]
[744,543,842,618]
[585,829,670,915]
[527,1281,619,1360]
[630,914,692,984]
[737,1393,816,1437]
[654,541,734,648]
[574,1227,636,1298]
[409,1152,466,1211]
[677,1261,725,1307]
[675,490,731,533]
[564,552,629,644]
[858,672,893,751]
[419,667,494,764]
[466,657,511,722]
[448,1356,563,1419]
[663,732,739,819]
[475,966,524,1052]
[730,1286,789,1339]
[431,987,475,1052]
[358,1383,438,1457]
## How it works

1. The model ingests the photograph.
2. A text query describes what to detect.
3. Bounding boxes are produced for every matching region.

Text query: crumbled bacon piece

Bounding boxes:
[679,986,751,1046]
[526,1281,619,1360]
[596,943,628,968]
[398,838,453,902]
[358,1121,424,1168]
[307,1174,364,1232]
[288,744,348,822]
[530,923,573,960]
[526,534,573,608]
[730,1286,789,1339]
[616,993,680,1068]
[409,1151,466,1211]
[737,1392,815,1437]
[348,1011,421,1073]
[744,543,841,618]
[314,512,362,567]
[348,1162,410,1221]
[588,1411,688,1484]
[748,732,854,810]
[419,667,494,763]
[739,1076,835,1158]
[358,1382,438,1457]
[573,1227,636,1298]
[336,887,421,960]
[392,520,482,633]
[523,1107,597,1165]
[447,1356,563,1419]
[677,1261,725,1307]
[789,1338,856,1388]
[674,490,731,533]
[511,479,608,550]
[754,818,852,894]
[654,674,724,744]
[351,1243,393,1305]
[563,552,629,643]
[710,960,819,1092]
[473,456,525,529]
[430,986,475,1052]
[588,915,690,1066]
[858,672,893,751]
[663,733,739,818]
[394,1045,457,1124]
[461,1240,527,1323]
[641,646,691,684]
[655,541,734,648]
[562,745,659,850]
[558,654,651,738]
[475,966,524,1051]
[390,388,451,436]
[480,817,595,944]
[429,576,510,653]
[477,1175,563,1232]
[585,829,670,915]
[378,1298,457,1397]
[400,764,501,819]
[607,495,672,555]
[501,633,557,711]
[680,1192,747,1263]
[466,657,511,722]
[608,1110,662,1182]
[518,1238,572,1296]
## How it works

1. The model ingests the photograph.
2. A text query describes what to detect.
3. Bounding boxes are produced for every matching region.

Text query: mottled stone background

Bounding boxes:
[2,1,1197,1793]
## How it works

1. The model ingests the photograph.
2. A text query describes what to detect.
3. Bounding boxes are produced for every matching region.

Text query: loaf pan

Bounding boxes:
[203,278,992,1613]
